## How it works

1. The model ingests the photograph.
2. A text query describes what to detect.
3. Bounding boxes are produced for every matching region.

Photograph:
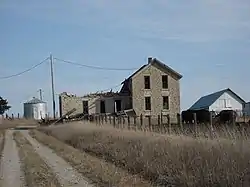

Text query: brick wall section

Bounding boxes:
[59,93,102,117]
[132,64,180,123]
[59,94,84,117]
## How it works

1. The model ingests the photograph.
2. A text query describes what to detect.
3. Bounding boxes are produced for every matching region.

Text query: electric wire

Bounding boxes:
[0,57,49,80]
[54,57,137,71]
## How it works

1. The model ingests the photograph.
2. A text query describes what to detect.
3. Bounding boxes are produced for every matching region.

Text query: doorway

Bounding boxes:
[115,100,122,112]
[100,100,106,113]
[83,101,89,115]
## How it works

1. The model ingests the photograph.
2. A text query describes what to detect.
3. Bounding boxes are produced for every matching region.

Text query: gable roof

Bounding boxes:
[151,58,183,79]
[189,88,246,110]
[121,58,182,84]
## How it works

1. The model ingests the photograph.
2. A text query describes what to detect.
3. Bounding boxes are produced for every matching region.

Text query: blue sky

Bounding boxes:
[1,0,250,116]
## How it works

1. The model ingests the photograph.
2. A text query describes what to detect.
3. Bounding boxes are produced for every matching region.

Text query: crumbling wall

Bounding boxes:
[59,93,83,117]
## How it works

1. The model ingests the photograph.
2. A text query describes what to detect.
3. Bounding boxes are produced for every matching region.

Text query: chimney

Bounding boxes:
[148,57,153,64]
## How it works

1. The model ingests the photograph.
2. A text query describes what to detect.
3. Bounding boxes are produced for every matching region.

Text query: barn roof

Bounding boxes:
[189,88,245,110]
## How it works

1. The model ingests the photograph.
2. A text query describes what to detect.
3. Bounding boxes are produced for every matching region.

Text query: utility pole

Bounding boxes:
[38,89,43,101]
[50,54,56,119]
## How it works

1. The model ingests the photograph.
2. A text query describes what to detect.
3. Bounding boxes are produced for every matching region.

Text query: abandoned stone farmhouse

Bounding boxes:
[59,57,182,123]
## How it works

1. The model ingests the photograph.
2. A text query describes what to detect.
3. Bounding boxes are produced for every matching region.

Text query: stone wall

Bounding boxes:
[131,63,181,123]
[59,93,84,117]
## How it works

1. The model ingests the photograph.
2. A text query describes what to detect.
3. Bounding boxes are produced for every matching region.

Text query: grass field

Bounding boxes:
[0,130,5,166]
[0,119,38,130]
[39,122,250,186]
[31,130,151,187]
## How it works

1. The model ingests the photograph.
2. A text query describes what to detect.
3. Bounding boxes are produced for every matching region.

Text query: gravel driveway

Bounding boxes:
[0,130,94,187]
[0,130,25,187]
[21,130,94,187]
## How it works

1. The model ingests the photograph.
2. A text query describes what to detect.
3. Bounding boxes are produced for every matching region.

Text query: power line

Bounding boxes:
[54,57,137,71]
[0,57,49,80]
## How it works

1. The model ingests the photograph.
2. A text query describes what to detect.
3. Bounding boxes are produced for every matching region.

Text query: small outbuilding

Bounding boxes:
[189,88,245,115]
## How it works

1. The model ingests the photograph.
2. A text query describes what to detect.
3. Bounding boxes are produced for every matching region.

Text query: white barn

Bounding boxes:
[189,88,246,115]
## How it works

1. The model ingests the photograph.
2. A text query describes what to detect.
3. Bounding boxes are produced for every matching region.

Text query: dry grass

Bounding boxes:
[30,130,152,187]
[0,130,5,166]
[0,119,38,130]
[13,131,61,187]
[39,122,250,187]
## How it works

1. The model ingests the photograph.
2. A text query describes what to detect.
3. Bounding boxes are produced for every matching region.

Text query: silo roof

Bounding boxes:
[24,97,46,104]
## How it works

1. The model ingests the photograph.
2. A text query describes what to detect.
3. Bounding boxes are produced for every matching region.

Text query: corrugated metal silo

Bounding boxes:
[23,97,47,120]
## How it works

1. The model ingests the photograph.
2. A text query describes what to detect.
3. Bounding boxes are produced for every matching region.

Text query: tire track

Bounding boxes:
[14,131,61,187]
[0,130,25,187]
[21,130,93,187]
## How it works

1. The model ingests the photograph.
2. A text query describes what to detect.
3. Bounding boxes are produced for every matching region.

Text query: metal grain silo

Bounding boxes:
[23,97,47,120]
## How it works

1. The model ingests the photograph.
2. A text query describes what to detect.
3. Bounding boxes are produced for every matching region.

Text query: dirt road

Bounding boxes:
[0,130,93,187]
[0,130,25,187]
[21,130,93,187]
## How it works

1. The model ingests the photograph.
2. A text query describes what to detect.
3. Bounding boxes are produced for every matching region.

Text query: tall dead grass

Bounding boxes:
[0,119,38,129]
[40,122,250,186]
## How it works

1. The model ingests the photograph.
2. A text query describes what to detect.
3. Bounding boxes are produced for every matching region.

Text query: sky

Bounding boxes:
[0,0,250,117]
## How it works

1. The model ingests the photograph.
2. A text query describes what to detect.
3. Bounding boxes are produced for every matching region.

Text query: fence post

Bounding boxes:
[98,115,101,125]
[209,112,213,129]
[193,113,197,136]
[140,114,143,130]
[113,116,116,128]
[148,116,152,131]
[95,115,98,125]
[101,115,104,125]
[160,113,164,132]
[117,116,122,128]
[177,113,183,133]
[134,116,137,131]
[167,114,171,134]
[117,116,120,125]
[158,115,161,133]
[105,114,107,123]
[232,112,236,126]
[109,115,111,124]
[128,116,130,130]
[122,116,125,129]
[0,114,3,124]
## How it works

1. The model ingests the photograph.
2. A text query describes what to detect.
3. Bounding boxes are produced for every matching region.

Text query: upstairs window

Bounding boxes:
[163,96,169,110]
[144,76,150,89]
[162,75,168,89]
[145,97,151,110]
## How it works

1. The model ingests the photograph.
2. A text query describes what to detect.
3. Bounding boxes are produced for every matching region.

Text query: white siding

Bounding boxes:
[209,92,243,112]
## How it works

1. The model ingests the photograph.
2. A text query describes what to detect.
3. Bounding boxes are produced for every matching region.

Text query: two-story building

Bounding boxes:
[120,57,182,123]
[59,57,183,123]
